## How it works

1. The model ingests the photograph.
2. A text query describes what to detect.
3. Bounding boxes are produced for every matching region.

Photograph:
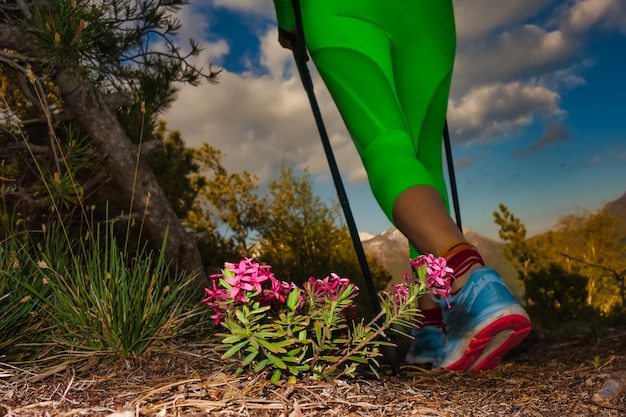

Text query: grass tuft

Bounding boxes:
[0,215,46,354]
[16,221,204,358]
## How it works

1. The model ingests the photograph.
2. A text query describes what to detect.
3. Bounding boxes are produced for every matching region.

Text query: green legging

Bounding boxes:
[273,0,456,257]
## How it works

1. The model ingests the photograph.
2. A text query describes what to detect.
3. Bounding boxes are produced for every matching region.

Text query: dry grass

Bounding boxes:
[1,326,624,417]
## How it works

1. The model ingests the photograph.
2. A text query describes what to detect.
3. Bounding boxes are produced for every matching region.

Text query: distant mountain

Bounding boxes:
[359,231,376,242]
[602,192,626,224]
[361,228,410,283]
[361,227,522,298]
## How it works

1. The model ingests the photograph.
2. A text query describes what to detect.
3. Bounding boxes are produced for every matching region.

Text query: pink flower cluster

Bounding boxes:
[385,255,455,305]
[400,254,454,306]
[386,283,409,305]
[202,258,300,324]
[305,273,359,303]
[202,258,358,325]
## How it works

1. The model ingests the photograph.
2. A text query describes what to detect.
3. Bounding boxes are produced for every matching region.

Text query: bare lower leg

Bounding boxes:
[392,185,480,297]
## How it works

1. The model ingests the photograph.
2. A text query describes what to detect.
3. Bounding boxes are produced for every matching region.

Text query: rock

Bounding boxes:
[592,370,626,410]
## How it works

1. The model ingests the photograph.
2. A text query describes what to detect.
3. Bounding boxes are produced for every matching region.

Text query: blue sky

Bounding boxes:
[164,0,626,240]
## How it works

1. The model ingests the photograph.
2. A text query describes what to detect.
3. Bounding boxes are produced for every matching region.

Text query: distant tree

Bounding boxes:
[257,167,392,317]
[561,253,626,312]
[493,204,535,279]
[190,144,268,258]
[553,212,626,311]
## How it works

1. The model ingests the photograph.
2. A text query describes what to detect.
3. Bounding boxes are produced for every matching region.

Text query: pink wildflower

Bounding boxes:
[390,283,409,305]
[407,254,454,307]
[202,280,230,325]
[202,279,229,305]
[381,283,410,308]
[402,270,412,284]
[305,273,358,302]
[210,309,225,325]
[257,276,300,307]
[425,257,454,287]
[410,254,437,269]
[224,258,271,293]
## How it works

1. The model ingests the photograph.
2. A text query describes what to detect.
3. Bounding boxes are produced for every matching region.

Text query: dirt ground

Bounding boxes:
[1,326,625,417]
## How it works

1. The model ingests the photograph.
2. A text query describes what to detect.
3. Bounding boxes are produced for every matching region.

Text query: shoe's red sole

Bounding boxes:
[443,314,532,372]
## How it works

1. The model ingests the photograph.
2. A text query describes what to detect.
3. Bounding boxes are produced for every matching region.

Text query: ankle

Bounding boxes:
[438,241,485,293]
[420,306,444,328]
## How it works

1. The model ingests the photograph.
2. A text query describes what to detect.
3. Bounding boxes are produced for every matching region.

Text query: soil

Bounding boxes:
[1,326,625,417]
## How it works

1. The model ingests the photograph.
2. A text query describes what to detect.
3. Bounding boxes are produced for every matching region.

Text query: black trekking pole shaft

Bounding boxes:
[443,120,462,231]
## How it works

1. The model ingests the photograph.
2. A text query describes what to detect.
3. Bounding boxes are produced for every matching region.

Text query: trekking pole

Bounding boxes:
[443,120,462,231]
[287,0,401,375]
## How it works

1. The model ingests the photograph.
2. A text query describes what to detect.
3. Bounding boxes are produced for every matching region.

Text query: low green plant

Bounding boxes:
[592,355,602,369]
[0,213,47,353]
[203,255,453,381]
[21,222,202,358]
[0,243,42,352]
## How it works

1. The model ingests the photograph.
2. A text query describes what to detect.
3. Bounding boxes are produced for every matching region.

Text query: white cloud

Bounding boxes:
[538,60,593,90]
[212,0,275,18]
[164,26,364,184]
[172,2,231,67]
[257,27,292,80]
[452,25,580,94]
[448,82,564,144]
[453,0,559,39]
[563,0,626,33]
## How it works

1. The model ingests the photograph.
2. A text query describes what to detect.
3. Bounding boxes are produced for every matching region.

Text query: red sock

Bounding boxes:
[421,307,444,328]
[439,241,485,291]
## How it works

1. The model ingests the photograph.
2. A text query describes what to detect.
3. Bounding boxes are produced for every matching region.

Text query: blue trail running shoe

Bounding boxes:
[434,267,532,372]
[405,326,445,365]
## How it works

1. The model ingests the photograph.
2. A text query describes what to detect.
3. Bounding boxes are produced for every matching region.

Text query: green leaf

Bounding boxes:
[266,353,287,369]
[222,340,248,359]
[255,330,280,339]
[286,288,302,311]
[222,334,243,344]
[253,359,268,373]
[371,340,396,347]
[271,338,298,350]
[248,336,259,350]
[242,350,259,366]
[270,370,282,383]
[234,309,249,325]
[249,305,271,315]
[344,363,358,378]
[288,364,310,374]
[257,337,286,354]
[222,320,246,334]
[280,355,300,363]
